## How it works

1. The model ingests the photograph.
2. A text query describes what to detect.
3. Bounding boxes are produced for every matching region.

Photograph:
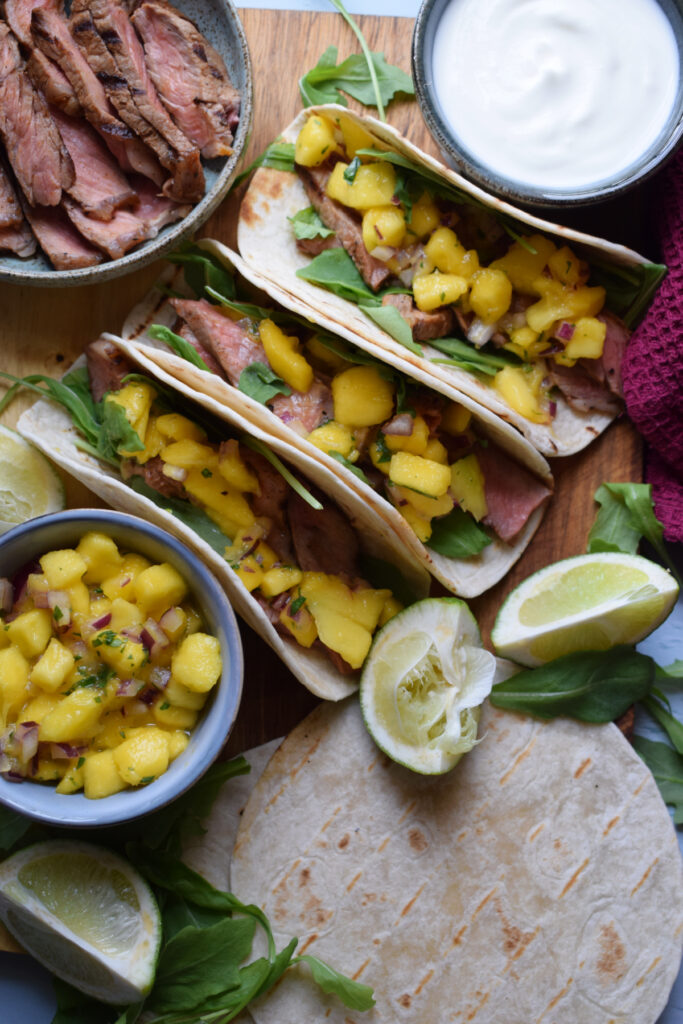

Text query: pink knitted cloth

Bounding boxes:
[621,150,683,541]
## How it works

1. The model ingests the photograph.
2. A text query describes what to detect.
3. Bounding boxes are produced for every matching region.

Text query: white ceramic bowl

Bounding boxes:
[0,509,243,827]
[0,0,252,286]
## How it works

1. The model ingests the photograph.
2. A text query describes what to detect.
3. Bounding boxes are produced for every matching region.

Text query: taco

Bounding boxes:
[237,105,665,457]
[119,241,553,599]
[15,337,431,701]
[230,698,683,1024]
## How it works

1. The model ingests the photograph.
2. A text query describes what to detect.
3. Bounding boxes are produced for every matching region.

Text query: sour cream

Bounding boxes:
[431,0,680,191]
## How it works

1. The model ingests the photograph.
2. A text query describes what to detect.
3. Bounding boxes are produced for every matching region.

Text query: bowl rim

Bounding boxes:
[411,0,683,207]
[0,508,244,827]
[0,0,253,287]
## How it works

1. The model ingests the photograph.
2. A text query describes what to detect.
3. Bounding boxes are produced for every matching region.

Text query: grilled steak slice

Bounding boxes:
[63,195,148,259]
[589,312,630,398]
[0,158,22,229]
[475,444,552,544]
[131,0,240,158]
[178,324,225,376]
[288,490,360,581]
[123,455,188,499]
[51,107,137,220]
[4,0,58,47]
[26,49,80,117]
[0,23,74,206]
[381,292,455,341]
[240,448,294,564]
[0,218,37,257]
[32,6,163,185]
[298,165,392,291]
[170,298,265,383]
[546,360,622,415]
[86,337,130,399]
[71,0,204,203]
[128,173,190,236]
[269,383,333,436]
[23,202,102,269]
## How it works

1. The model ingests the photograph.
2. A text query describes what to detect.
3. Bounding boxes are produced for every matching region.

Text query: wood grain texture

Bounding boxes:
[0,10,642,757]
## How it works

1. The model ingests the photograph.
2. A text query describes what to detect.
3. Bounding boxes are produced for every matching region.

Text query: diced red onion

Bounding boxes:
[48,591,71,627]
[371,245,394,263]
[162,464,188,482]
[149,666,171,690]
[91,612,112,629]
[122,627,142,644]
[382,413,414,437]
[2,770,25,782]
[467,318,496,347]
[32,591,50,609]
[50,742,86,760]
[116,677,145,697]
[159,607,184,638]
[14,722,39,764]
[548,401,557,418]
[71,640,88,660]
[398,266,416,287]
[141,618,170,656]
[0,578,13,613]
[138,689,157,706]
[556,320,575,341]
[129,700,150,716]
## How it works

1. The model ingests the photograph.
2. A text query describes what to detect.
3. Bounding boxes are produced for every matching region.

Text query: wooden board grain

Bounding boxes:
[0,9,642,758]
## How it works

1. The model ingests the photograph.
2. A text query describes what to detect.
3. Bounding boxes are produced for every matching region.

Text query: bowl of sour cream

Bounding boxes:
[412,0,683,205]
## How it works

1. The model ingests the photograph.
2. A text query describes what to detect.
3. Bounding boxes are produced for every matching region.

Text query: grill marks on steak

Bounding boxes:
[298,164,392,291]
[381,292,455,342]
[131,0,240,158]
[70,0,204,203]
[0,22,74,206]
[26,48,80,116]
[86,337,130,399]
[22,201,102,268]
[0,158,22,228]
[476,444,552,544]
[288,490,360,581]
[4,0,57,47]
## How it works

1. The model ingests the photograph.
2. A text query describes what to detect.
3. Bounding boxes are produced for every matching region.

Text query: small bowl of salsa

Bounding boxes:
[412,0,683,206]
[0,508,243,826]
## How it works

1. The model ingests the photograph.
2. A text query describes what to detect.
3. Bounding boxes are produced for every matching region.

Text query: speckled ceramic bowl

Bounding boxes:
[412,0,683,207]
[0,509,244,827]
[0,0,252,286]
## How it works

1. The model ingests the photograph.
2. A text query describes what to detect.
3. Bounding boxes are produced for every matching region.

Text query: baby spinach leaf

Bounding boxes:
[360,303,423,355]
[299,43,413,118]
[288,206,336,241]
[238,362,292,404]
[147,325,212,374]
[297,955,376,1011]
[490,646,655,722]
[633,734,683,824]
[166,243,235,303]
[99,400,144,461]
[427,507,492,558]
[296,248,379,305]
[327,450,370,485]
[587,482,680,583]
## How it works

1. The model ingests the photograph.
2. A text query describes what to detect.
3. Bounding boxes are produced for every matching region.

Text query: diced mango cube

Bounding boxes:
[369,435,392,475]
[22,692,62,723]
[113,728,170,786]
[0,646,30,726]
[31,637,75,693]
[548,245,587,287]
[40,549,87,590]
[425,227,479,279]
[218,440,260,493]
[450,455,488,521]
[259,318,314,393]
[76,533,123,585]
[172,633,221,693]
[389,452,451,497]
[397,503,432,543]
[68,582,90,618]
[91,629,147,677]
[105,382,156,456]
[332,366,395,426]
[164,677,208,710]
[295,114,338,167]
[233,554,264,592]
[260,566,303,599]
[101,571,136,602]
[56,764,84,794]
[362,206,405,251]
[184,470,255,529]
[413,271,468,312]
[378,596,403,627]
[307,420,356,460]
[336,113,376,159]
[161,439,218,471]
[470,268,512,323]
[489,234,557,293]
[133,563,188,616]
[278,601,317,648]
[385,414,429,455]
[562,317,607,360]
[393,484,454,519]
[407,192,441,240]
[423,438,449,464]
[7,608,53,659]
[39,689,106,742]
[308,604,372,669]
[137,417,165,465]
[167,730,190,760]
[109,598,144,633]
[83,750,127,799]
[155,413,206,442]
[493,365,550,424]
[153,702,198,730]
[526,279,605,333]
[326,161,396,211]
[441,402,472,435]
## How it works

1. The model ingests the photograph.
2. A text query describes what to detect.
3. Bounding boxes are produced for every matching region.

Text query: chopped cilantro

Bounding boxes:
[76,757,85,769]
[160,702,171,711]
[290,594,306,615]
[52,606,63,622]
[201,468,213,478]
[92,629,125,649]
[140,775,155,785]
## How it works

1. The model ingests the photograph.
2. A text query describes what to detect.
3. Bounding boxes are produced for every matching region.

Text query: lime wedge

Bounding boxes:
[0,425,65,534]
[0,840,161,1004]
[491,552,679,667]
[360,598,496,774]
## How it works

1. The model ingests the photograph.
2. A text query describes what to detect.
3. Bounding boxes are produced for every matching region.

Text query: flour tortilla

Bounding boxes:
[237,105,656,458]
[230,699,683,1024]
[120,244,553,599]
[17,340,430,701]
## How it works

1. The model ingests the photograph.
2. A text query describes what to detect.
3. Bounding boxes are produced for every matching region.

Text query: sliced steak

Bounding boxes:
[32,6,163,185]
[475,444,552,544]
[298,164,392,291]
[128,173,190,236]
[62,195,148,259]
[381,292,454,341]
[71,0,204,203]
[131,0,240,158]
[4,0,57,47]
[123,455,188,499]
[26,49,80,117]
[0,218,37,257]
[0,23,74,206]
[288,490,360,581]
[270,382,333,436]
[179,324,225,376]
[22,201,102,269]
[51,106,137,220]
[170,298,267,383]
[296,232,338,257]
[86,337,131,400]
[0,158,22,229]
[240,448,294,564]
[546,359,622,415]
[594,311,630,398]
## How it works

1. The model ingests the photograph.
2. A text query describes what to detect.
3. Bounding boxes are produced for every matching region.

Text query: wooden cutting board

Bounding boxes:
[0,10,643,754]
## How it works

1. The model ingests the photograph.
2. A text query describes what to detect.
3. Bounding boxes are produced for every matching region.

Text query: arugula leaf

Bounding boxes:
[288,206,335,241]
[147,325,213,374]
[166,243,235,303]
[238,362,292,404]
[642,695,683,755]
[588,258,667,328]
[239,436,323,511]
[230,140,296,191]
[490,646,655,722]
[429,337,517,376]
[128,477,233,557]
[297,955,375,1011]
[299,42,412,118]
[633,734,683,824]
[587,482,680,582]
[344,156,361,183]
[296,247,380,305]
[327,450,370,485]
[99,400,144,461]
[360,302,423,355]
[427,507,492,558]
